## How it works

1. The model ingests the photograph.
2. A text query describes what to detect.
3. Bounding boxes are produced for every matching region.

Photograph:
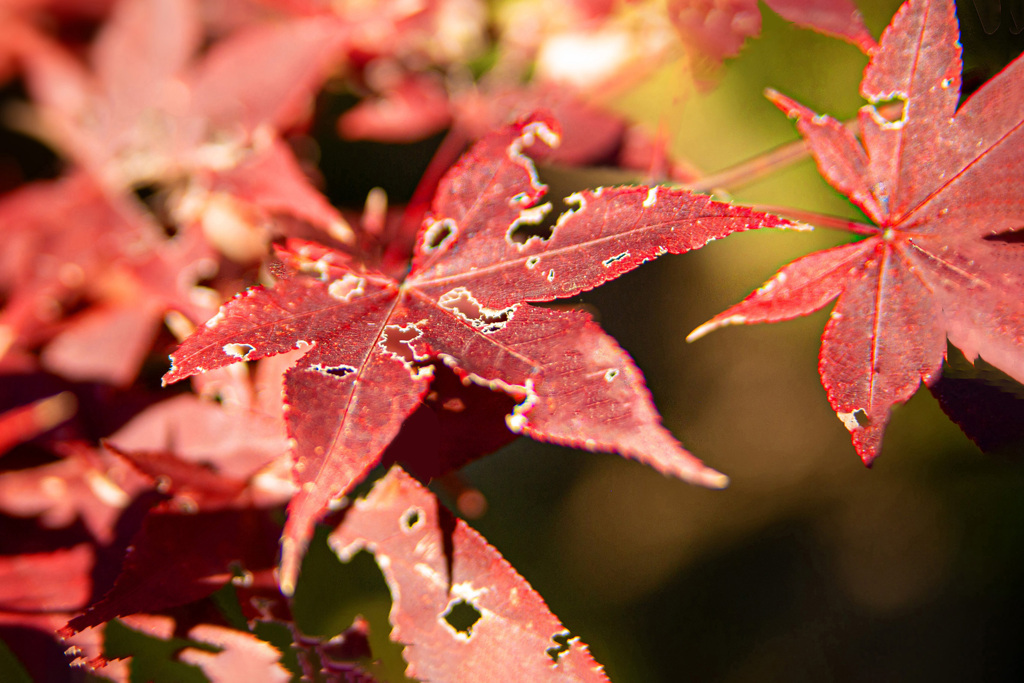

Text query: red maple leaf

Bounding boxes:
[0,171,217,385]
[0,544,106,679]
[688,0,1024,463]
[60,394,292,635]
[0,173,157,350]
[329,465,608,681]
[14,0,349,238]
[0,440,152,546]
[61,501,282,636]
[163,113,790,593]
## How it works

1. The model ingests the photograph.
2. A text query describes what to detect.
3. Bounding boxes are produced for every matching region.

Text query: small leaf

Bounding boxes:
[0,392,76,456]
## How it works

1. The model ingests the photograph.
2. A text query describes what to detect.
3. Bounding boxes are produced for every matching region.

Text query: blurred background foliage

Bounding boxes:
[289,1,1024,681]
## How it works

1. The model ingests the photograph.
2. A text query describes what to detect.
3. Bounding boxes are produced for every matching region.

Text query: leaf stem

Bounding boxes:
[682,101,902,194]
[749,204,877,235]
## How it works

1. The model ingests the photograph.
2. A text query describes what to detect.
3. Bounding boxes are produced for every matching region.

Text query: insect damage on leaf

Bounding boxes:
[379,323,435,379]
[164,112,791,594]
[422,218,456,252]
[689,0,1024,464]
[328,466,610,681]
[442,598,483,639]
[223,343,255,359]
[438,287,519,334]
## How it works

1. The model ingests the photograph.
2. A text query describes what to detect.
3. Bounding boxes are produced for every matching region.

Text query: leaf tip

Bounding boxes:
[278,537,300,597]
[160,363,180,387]
[518,111,562,150]
[685,325,710,343]
[838,409,883,467]
[703,470,730,489]
[687,314,745,342]
[764,88,802,118]
[35,392,77,431]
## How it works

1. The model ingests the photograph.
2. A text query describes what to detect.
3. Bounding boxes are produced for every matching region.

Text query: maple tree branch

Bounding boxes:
[552,103,904,195]
[684,135,814,194]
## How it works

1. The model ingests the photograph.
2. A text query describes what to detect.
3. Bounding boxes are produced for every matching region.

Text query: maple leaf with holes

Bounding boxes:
[329,465,608,681]
[163,112,791,593]
[688,0,1024,464]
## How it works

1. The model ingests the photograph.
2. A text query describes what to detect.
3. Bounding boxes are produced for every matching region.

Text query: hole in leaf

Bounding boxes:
[546,631,572,662]
[863,97,906,133]
[423,219,455,251]
[311,363,357,379]
[508,202,555,244]
[601,251,629,267]
[380,325,422,363]
[506,167,591,246]
[327,275,366,301]
[223,343,255,360]
[442,599,481,636]
[853,409,870,427]
[438,288,516,334]
[401,507,422,530]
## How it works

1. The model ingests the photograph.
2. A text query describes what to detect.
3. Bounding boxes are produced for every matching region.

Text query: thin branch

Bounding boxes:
[683,100,903,193]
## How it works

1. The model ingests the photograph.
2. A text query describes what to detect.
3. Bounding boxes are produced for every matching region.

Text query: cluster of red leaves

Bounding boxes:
[1,0,1020,681]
